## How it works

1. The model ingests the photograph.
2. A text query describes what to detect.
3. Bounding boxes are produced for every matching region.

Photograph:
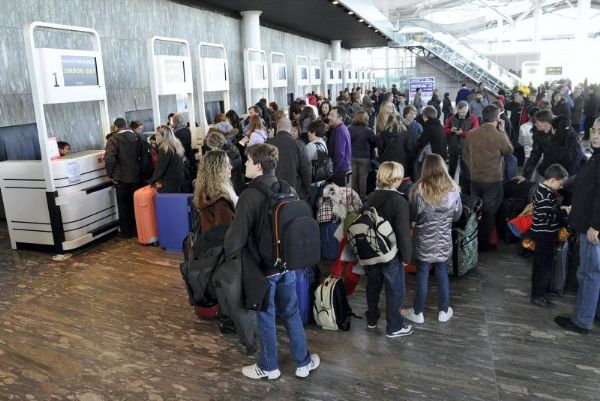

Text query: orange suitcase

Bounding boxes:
[134,185,158,244]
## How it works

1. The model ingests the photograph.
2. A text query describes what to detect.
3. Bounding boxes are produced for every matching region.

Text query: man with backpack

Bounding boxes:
[105,117,144,238]
[224,143,320,380]
[348,161,414,338]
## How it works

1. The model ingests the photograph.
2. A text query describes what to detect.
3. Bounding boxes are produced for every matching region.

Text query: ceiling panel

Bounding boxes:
[173,0,389,48]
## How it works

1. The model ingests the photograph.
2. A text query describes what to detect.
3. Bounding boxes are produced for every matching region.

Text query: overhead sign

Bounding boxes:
[545,66,563,76]
[409,76,435,104]
[61,55,98,86]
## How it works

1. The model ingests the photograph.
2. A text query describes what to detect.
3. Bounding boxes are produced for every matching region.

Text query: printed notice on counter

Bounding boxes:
[66,161,81,184]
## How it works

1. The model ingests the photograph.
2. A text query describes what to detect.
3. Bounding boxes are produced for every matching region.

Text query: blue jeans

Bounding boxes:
[414,260,450,314]
[365,256,405,334]
[257,271,311,371]
[571,233,600,330]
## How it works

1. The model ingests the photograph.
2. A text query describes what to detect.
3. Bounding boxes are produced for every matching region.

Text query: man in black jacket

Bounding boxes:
[555,118,600,334]
[104,118,143,237]
[267,118,312,199]
[223,144,320,380]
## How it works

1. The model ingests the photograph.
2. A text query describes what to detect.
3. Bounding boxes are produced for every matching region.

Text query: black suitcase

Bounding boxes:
[567,235,580,292]
[549,240,569,296]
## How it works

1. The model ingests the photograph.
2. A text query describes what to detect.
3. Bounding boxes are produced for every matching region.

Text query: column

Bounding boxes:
[331,40,342,62]
[240,10,262,50]
[575,0,591,82]
[240,10,262,109]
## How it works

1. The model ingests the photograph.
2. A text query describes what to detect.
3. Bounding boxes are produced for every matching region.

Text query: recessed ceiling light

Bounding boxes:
[367,25,372,28]
[332,0,339,4]
[374,29,379,32]
[348,11,354,15]
[358,19,364,22]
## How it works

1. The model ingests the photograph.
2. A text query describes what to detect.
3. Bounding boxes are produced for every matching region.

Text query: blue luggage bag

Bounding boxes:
[156,193,193,251]
[320,222,339,260]
[295,267,317,325]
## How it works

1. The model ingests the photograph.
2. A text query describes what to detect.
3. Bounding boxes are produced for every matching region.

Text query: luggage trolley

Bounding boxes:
[148,36,198,148]
[294,55,310,102]
[268,52,288,111]
[0,21,117,251]
[243,48,269,110]
[197,42,230,146]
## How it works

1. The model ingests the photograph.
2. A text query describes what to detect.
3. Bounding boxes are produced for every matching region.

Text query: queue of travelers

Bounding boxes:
[104,80,600,380]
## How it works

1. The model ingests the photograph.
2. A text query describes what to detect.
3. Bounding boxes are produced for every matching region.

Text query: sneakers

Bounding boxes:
[386,324,414,338]
[296,354,320,378]
[401,308,424,324]
[365,311,378,329]
[241,364,281,380]
[438,307,454,323]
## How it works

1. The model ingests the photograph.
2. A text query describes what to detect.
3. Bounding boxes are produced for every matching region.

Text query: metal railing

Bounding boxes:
[393,18,522,93]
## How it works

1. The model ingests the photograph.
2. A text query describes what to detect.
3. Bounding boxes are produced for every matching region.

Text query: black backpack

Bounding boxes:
[253,180,321,272]
[312,142,333,182]
[137,137,154,180]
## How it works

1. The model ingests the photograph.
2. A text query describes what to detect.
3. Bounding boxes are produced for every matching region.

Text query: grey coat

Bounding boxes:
[409,188,462,263]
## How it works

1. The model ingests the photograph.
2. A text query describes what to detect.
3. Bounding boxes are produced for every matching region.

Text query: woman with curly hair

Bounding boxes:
[193,150,237,230]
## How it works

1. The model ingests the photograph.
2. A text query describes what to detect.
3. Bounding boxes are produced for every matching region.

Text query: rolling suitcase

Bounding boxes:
[134,185,158,244]
[156,193,193,251]
[549,240,569,296]
[320,222,339,260]
[448,212,479,277]
[295,267,317,326]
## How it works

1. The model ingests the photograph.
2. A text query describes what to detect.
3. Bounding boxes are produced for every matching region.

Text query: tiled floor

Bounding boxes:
[0,225,598,401]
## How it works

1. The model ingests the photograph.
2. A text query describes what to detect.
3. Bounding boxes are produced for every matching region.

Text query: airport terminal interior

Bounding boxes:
[1,0,600,400]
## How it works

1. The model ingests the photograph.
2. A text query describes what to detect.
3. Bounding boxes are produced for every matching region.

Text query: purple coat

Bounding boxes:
[328,123,352,176]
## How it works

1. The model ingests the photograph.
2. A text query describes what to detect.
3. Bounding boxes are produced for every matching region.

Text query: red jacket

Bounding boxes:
[444,113,479,138]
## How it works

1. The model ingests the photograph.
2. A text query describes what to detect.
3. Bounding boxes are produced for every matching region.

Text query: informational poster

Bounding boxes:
[66,161,81,184]
[409,76,435,105]
[47,137,61,160]
[61,55,98,86]
[314,67,321,81]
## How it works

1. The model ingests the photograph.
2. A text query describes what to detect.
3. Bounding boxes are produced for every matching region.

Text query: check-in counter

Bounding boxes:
[0,150,118,251]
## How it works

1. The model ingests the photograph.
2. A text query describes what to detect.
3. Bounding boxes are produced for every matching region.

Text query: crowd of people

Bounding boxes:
[103,80,600,379]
